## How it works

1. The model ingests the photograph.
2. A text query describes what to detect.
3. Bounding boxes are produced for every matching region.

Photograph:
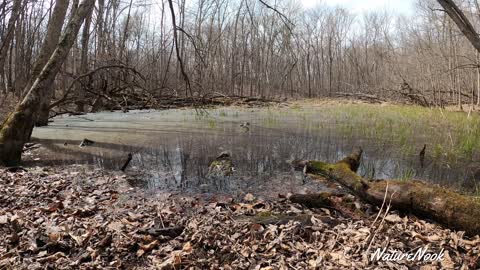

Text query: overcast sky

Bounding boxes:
[301,0,414,15]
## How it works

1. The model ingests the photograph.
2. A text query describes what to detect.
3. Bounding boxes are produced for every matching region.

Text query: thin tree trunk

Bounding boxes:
[477,51,480,106]
[75,3,93,113]
[167,0,192,97]
[0,0,22,94]
[31,0,70,126]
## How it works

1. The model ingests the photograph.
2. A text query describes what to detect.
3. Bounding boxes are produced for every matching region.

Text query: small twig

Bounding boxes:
[365,184,396,255]
[371,182,389,227]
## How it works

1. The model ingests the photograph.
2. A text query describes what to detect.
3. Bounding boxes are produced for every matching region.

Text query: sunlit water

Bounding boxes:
[30,106,480,197]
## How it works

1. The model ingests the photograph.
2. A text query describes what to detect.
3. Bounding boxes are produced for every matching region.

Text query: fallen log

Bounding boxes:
[289,193,334,209]
[289,192,367,219]
[334,92,385,103]
[293,149,480,236]
[137,226,184,238]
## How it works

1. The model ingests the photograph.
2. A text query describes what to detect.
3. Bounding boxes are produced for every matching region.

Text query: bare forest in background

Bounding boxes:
[2,0,480,119]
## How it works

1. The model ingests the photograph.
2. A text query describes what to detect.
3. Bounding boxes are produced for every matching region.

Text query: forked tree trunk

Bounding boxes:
[0,0,95,166]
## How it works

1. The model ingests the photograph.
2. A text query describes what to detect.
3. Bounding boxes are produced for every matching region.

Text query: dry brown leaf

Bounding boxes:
[107,221,124,232]
[0,215,8,224]
[244,193,255,202]
[441,251,456,269]
[182,242,193,253]
[419,265,437,270]
[48,232,61,242]
[385,214,402,223]
[427,234,441,242]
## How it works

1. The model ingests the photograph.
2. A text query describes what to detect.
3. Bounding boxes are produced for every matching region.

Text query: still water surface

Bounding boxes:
[30,107,479,196]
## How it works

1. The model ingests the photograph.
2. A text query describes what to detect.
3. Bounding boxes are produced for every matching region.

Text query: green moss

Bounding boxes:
[306,161,335,174]
[307,160,365,192]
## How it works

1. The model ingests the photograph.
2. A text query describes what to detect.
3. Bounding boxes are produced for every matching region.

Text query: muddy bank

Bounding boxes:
[1,165,479,269]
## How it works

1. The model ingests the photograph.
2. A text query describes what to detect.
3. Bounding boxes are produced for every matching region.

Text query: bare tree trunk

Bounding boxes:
[437,0,480,53]
[119,0,133,63]
[167,0,192,97]
[0,0,22,94]
[0,0,95,166]
[477,51,480,106]
[95,0,105,64]
[13,10,26,96]
[75,3,93,113]
[32,0,70,126]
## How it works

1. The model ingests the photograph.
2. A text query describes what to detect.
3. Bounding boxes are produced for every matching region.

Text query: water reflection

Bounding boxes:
[30,109,479,196]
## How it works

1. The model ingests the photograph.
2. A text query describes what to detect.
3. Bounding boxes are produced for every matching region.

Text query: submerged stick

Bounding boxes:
[419,144,426,168]
[120,153,133,172]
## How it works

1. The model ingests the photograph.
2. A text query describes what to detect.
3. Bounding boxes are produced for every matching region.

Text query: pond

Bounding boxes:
[30,104,480,197]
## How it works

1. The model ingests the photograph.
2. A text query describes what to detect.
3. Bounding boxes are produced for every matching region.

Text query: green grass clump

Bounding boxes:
[264,116,278,127]
[399,168,416,182]
[207,119,217,129]
[433,143,444,159]
[309,104,479,161]
[291,104,302,111]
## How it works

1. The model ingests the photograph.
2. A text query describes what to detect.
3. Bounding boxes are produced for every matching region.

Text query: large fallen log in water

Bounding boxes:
[293,150,480,236]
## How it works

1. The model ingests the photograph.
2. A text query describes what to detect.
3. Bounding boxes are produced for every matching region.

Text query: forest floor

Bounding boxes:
[2,99,480,269]
[1,165,479,269]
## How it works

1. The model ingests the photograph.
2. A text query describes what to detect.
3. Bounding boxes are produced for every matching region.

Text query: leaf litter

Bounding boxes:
[0,165,479,269]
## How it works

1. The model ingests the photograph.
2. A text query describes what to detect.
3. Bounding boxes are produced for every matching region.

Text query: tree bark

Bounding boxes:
[75,3,93,113]
[31,0,70,126]
[0,0,96,166]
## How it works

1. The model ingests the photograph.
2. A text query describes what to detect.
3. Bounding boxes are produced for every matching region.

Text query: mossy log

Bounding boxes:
[289,193,334,209]
[294,150,480,236]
